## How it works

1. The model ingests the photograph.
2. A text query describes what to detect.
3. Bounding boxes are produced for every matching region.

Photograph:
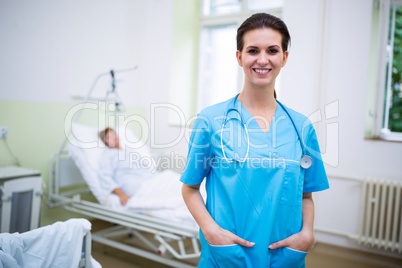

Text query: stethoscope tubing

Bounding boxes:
[220,94,313,169]
[220,108,250,163]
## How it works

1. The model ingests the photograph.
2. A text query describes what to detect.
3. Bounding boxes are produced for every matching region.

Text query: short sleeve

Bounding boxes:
[180,113,212,185]
[302,122,330,193]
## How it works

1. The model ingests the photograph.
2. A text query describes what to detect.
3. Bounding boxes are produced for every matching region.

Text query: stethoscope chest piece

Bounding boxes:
[300,155,313,169]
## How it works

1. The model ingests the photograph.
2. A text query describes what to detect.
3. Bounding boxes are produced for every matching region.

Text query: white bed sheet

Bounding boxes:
[68,123,201,228]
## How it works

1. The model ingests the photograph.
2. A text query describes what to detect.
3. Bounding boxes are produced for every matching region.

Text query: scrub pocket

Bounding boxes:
[280,163,302,206]
[270,247,307,268]
[209,244,247,268]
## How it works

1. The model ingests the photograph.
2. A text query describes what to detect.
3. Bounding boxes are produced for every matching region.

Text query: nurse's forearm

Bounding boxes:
[181,183,255,247]
[181,184,218,233]
[268,193,315,251]
[301,192,314,236]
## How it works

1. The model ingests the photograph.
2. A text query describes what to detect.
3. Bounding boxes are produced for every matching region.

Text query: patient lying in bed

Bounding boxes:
[98,127,156,206]
[68,123,202,227]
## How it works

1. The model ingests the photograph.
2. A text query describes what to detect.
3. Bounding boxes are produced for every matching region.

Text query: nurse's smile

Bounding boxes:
[253,68,272,76]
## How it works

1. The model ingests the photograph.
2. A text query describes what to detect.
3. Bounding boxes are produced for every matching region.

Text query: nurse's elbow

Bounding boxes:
[181,184,188,198]
[182,183,193,195]
[182,183,200,198]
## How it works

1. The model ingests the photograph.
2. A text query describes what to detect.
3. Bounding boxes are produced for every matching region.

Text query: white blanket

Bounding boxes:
[104,170,203,227]
[0,219,100,268]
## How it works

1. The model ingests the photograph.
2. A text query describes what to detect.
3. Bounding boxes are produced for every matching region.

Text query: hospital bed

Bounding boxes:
[0,218,95,268]
[47,123,201,268]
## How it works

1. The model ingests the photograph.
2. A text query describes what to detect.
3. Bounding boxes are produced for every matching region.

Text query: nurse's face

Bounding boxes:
[236,28,288,89]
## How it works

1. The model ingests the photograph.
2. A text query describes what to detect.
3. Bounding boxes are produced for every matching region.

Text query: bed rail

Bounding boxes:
[79,231,92,268]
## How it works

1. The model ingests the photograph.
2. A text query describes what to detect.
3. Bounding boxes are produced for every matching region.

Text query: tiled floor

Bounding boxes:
[91,220,402,268]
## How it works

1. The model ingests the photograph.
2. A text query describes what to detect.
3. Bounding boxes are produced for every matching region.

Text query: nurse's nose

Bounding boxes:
[257,52,269,65]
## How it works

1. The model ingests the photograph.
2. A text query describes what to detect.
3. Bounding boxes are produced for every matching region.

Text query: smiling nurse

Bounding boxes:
[181,13,329,268]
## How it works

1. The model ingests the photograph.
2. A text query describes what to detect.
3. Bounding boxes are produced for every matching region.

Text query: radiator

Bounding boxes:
[358,177,402,253]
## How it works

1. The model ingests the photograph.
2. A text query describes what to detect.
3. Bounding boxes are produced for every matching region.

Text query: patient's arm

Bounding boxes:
[113,188,130,206]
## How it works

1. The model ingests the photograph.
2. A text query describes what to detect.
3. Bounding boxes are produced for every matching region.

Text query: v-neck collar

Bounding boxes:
[233,94,283,136]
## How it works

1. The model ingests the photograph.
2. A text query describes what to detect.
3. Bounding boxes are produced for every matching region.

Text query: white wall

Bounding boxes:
[0,0,182,150]
[0,0,172,107]
[283,0,402,257]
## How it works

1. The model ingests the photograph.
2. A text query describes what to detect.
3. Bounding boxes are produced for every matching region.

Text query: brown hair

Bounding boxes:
[236,13,291,98]
[236,13,291,52]
[99,127,114,145]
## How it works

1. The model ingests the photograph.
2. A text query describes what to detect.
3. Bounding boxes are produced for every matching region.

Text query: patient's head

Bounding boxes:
[99,128,121,149]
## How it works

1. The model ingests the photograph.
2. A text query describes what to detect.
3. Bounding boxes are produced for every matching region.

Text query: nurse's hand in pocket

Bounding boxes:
[203,225,255,247]
[268,230,314,252]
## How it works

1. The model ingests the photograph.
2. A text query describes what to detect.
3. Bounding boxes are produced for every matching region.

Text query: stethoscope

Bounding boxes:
[220,94,313,169]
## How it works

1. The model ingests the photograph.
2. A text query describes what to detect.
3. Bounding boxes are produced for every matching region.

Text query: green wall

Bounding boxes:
[0,99,145,226]
[169,0,200,119]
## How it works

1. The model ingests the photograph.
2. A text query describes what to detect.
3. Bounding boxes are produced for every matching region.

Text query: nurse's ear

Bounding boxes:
[281,50,289,68]
[236,50,243,67]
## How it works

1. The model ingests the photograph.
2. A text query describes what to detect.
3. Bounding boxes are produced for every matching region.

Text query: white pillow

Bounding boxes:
[69,123,105,171]
[68,123,106,203]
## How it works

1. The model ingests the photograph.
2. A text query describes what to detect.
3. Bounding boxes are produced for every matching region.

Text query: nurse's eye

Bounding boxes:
[268,49,279,54]
[247,49,259,54]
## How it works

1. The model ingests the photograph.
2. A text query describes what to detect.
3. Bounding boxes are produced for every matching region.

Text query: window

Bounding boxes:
[366,0,402,141]
[197,0,284,112]
[197,24,238,110]
[381,0,402,140]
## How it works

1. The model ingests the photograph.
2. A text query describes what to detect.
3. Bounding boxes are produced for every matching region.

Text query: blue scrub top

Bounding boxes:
[180,96,329,268]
